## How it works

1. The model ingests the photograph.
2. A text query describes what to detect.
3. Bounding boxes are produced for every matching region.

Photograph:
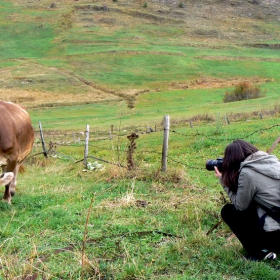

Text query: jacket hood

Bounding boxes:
[240,151,280,179]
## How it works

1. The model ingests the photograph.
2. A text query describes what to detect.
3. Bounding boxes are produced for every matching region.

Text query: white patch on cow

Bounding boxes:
[0,172,14,186]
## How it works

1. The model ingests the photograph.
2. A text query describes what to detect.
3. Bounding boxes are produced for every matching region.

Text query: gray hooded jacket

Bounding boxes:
[222,151,280,232]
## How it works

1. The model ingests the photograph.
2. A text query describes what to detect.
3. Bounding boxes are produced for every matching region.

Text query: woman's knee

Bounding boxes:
[221,203,236,222]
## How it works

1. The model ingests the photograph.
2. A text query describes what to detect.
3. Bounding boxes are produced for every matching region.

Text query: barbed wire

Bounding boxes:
[35,123,280,144]
[169,124,280,141]
[167,156,204,170]
[30,123,280,172]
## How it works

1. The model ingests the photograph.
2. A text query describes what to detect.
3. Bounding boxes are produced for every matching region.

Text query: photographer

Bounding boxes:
[214,139,280,261]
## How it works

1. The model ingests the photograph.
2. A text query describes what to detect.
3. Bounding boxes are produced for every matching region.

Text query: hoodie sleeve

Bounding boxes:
[222,169,257,211]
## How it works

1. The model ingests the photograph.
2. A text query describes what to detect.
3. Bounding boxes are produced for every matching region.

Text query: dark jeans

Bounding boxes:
[221,204,280,258]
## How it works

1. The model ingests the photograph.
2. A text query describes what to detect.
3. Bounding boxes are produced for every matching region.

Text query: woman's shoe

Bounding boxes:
[263,252,277,260]
[244,251,277,261]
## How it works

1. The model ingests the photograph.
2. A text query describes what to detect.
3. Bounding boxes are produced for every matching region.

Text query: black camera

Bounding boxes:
[206,158,223,172]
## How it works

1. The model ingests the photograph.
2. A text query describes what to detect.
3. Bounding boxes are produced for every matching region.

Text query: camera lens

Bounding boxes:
[206,160,217,171]
[205,158,223,172]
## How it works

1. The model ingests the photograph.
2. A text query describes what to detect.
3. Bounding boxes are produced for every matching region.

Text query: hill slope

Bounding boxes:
[0,0,280,109]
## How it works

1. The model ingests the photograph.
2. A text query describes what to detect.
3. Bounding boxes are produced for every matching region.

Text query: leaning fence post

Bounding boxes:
[39,122,48,158]
[161,115,170,172]
[267,135,280,154]
[84,124,90,167]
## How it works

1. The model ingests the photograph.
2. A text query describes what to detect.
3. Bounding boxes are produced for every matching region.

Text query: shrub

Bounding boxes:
[179,2,185,8]
[223,81,265,103]
[143,2,148,8]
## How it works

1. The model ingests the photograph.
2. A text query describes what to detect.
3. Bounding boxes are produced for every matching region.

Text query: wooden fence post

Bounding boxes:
[39,122,48,158]
[224,115,230,125]
[84,124,90,167]
[161,115,170,172]
[267,135,280,154]
[108,131,112,140]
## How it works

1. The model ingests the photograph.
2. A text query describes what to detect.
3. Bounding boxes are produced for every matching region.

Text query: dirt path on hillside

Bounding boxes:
[169,76,273,90]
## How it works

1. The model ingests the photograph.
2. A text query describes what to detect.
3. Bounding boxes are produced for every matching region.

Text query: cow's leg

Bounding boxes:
[3,160,18,203]
[1,172,14,204]
[3,185,11,203]
[8,164,19,196]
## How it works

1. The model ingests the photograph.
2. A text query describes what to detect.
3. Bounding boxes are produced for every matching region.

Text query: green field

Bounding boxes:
[1,0,280,278]
[2,117,280,279]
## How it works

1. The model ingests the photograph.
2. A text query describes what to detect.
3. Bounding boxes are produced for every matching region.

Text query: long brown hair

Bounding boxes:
[221,139,258,192]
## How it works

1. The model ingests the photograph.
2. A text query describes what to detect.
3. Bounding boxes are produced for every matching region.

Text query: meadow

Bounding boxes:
[1,0,280,279]
[1,116,280,279]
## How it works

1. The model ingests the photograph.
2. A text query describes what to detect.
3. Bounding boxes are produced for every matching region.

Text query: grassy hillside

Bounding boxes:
[1,0,280,129]
[1,1,280,279]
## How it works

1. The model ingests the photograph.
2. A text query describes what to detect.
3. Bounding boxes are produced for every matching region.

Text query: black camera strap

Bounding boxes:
[256,202,280,224]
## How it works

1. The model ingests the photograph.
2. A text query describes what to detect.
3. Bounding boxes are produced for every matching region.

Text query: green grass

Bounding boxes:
[29,83,279,131]
[0,22,55,59]
[1,0,280,94]
[34,46,280,91]
[1,0,280,278]
[1,117,280,279]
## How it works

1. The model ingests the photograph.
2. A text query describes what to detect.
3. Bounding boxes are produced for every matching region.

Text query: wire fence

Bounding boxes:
[30,118,280,173]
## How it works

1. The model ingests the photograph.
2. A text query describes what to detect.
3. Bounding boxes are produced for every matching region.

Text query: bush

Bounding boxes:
[223,81,265,103]
[179,2,185,8]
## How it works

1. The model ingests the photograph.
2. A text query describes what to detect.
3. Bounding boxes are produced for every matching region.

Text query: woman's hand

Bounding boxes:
[214,166,222,178]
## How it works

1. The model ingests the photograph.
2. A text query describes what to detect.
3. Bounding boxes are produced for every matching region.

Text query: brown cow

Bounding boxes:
[0,101,34,203]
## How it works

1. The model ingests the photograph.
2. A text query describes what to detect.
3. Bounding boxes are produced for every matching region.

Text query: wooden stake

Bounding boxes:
[39,122,48,158]
[161,115,170,172]
[84,124,90,167]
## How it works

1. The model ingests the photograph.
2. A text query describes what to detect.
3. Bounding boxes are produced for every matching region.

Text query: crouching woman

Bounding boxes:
[215,139,280,261]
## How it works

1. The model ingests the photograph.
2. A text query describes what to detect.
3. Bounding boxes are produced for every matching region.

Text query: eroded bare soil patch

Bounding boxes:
[169,76,273,90]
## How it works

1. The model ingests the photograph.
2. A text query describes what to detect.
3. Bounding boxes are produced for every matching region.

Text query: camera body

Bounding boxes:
[206,158,223,172]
